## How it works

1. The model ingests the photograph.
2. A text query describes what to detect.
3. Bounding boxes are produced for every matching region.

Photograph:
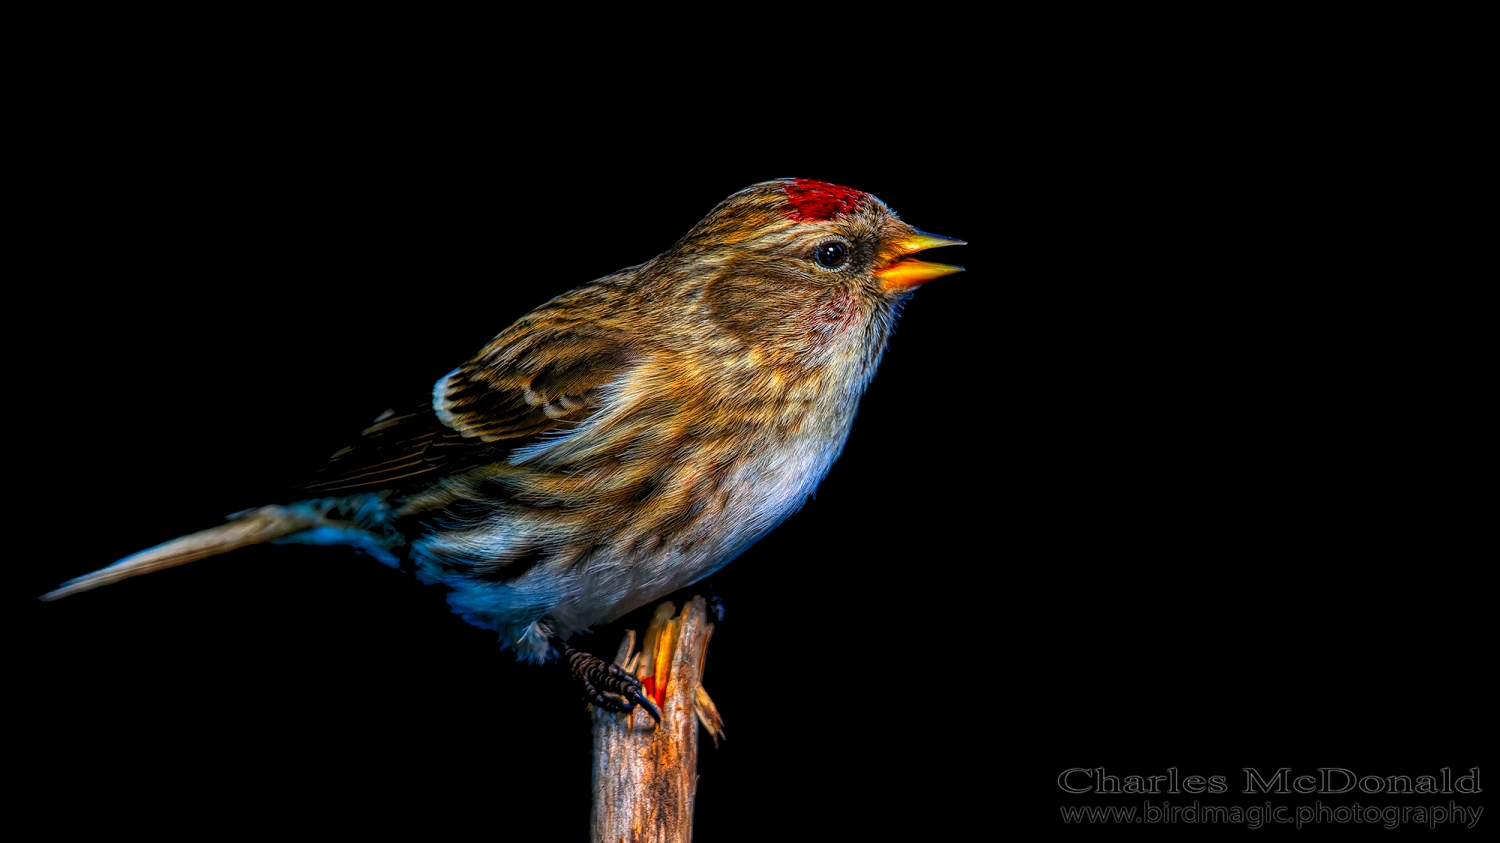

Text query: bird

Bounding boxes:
[40,177,964,721]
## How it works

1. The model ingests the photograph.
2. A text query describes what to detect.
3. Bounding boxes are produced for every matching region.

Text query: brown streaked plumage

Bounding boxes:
[41,178,965,717]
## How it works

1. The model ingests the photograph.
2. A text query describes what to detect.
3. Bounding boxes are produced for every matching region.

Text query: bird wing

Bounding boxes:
[298,402,481,494]
[434,321,639,445]
[299,318,639,495]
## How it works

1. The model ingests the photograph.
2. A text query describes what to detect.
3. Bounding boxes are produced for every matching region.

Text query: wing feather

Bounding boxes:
[300,305,639,495]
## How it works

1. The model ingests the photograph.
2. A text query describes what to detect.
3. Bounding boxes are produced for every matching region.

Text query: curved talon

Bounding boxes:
[627,689,662,723]
[559,638,661,724]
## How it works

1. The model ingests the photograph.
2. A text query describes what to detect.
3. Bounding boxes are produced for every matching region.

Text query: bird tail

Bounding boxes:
[39,505,319,602]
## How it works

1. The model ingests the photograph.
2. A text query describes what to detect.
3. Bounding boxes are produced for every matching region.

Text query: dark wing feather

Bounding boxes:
[300,309,639,495]
[436,317,640,444]
[298,403,497,494]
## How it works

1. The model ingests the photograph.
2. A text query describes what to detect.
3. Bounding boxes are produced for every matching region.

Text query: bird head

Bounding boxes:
[669,178,964,295]
[647,178,965,372]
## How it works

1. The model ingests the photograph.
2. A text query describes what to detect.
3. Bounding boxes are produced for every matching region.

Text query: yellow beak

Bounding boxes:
[877,230,966,292]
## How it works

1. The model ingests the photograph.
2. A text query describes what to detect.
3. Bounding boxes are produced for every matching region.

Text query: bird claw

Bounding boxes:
[620,685,663,724]
[563,640,661,723]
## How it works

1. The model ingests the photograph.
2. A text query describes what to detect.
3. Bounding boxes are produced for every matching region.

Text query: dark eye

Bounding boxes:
[813,242,847,268]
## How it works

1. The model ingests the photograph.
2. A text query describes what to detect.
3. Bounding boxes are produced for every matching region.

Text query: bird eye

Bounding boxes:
[813,242,847,268]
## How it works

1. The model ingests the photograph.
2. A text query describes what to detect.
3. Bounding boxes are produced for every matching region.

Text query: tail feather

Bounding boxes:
[40,506,318,602]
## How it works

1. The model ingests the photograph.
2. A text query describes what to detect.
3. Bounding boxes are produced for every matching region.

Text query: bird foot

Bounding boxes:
[560,638,661,723]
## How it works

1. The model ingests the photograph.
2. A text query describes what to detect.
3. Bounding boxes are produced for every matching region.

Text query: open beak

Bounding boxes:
[876,230,967,292]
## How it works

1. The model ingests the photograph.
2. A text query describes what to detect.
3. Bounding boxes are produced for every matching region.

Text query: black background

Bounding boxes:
[17,28,1486,841]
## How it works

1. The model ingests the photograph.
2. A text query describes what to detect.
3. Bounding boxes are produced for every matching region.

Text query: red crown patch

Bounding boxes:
[783,178,866,221]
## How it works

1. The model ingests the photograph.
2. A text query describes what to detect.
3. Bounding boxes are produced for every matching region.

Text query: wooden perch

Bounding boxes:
[589,595,724,842]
